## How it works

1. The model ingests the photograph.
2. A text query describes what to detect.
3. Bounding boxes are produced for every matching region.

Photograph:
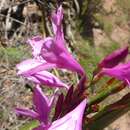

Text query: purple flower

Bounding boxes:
[99,46,128,68]
[101,61,130,85]
[27,36,53,58]
[15,85,53,124]
[17,59,68,89]
[16,6,85,89]
[24,6,84,76]
[48,99,86,130]
[15,85,87,130]
[51,5,63,35]
[40,6,85,75]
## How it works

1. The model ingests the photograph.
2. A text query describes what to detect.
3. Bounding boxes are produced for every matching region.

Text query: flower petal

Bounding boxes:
[15,108,38,119]
[33,85,51,123]
[99,46,128,68]
[27,36,53,58]
[16,59,44,75]
[101,61,130,85]
[27,71,69,88]
[34,71,69,88]
[51,5,63,35]
[41,37,84,75]
[17,59,56,76]
[49,99,87,130]
[41,6,85,75]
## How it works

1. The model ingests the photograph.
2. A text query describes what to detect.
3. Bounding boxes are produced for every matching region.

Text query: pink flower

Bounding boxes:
[51,5,63,35]
[99,46,128,68]
[17,59,68,89]
[101,61,130,85]
[15,85,87,130]
[48,99,86,130]
[15,85,53,124]
[16,6,85,89]
[40,6,85,75]
[27,36,53,58]
[26,6,85,76]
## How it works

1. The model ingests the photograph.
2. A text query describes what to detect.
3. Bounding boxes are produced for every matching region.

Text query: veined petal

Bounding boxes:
[17,58,67,88]
[34,71,69,89]
[27,36,43,57]
[101,61,130,85]
[41,5,85,75]
[15,108,38,119]
[27,71,69,88]
[33,85,51,123]
[60,52,85,75]
[27,36,53,58]
[51,5,63,34]
[99,46,128,68]
[16,59,45,75]
[41,36,85,75]
[17,59,56,76]
[55,5,63,26]
[49,99,87,130]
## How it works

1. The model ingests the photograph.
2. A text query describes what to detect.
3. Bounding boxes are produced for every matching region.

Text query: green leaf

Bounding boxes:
[85,93,130,130]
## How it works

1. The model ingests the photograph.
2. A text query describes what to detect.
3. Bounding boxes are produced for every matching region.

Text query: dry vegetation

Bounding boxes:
[0,0,130,130]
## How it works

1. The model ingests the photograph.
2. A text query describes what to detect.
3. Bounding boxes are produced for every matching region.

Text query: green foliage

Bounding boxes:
[0,46,30,65]
[19,120,38,130]
[86,93,130,130]
[77,39,101,79]
[86,107,129,130]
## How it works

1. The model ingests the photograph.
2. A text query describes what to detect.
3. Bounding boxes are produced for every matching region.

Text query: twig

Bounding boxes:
[0,0,33,11]
[0,14,25,25]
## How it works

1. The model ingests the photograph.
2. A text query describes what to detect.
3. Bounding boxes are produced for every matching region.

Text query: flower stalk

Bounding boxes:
[15,3,130,130]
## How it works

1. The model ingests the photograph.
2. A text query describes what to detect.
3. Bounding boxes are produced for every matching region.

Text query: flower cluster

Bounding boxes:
[99,46,130,85]
[16,5,87,130]
[15,4,130,130]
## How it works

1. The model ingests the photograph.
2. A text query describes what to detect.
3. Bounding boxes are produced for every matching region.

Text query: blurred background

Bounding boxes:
[0,0,130,129]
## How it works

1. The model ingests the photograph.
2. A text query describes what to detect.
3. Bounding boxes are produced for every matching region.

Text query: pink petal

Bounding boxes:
[49,99,87,130]
[33,85,51,123]
[41,37,84,75]
[51,5,63,34]
[16,59,45,75]
[27,36,53,58]
[34,71,69,88]
[99,46,128,68]
[15,108,38,119]
[44,6,85,75]
[17,58,68,88]
[27,71,69,88]
[17,59,56,76]
[101,61,130,85]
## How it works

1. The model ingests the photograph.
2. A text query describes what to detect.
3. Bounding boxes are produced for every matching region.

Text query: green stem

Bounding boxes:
[87,82,126,113]
[89,83,125,106]
[85,93,130,130]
